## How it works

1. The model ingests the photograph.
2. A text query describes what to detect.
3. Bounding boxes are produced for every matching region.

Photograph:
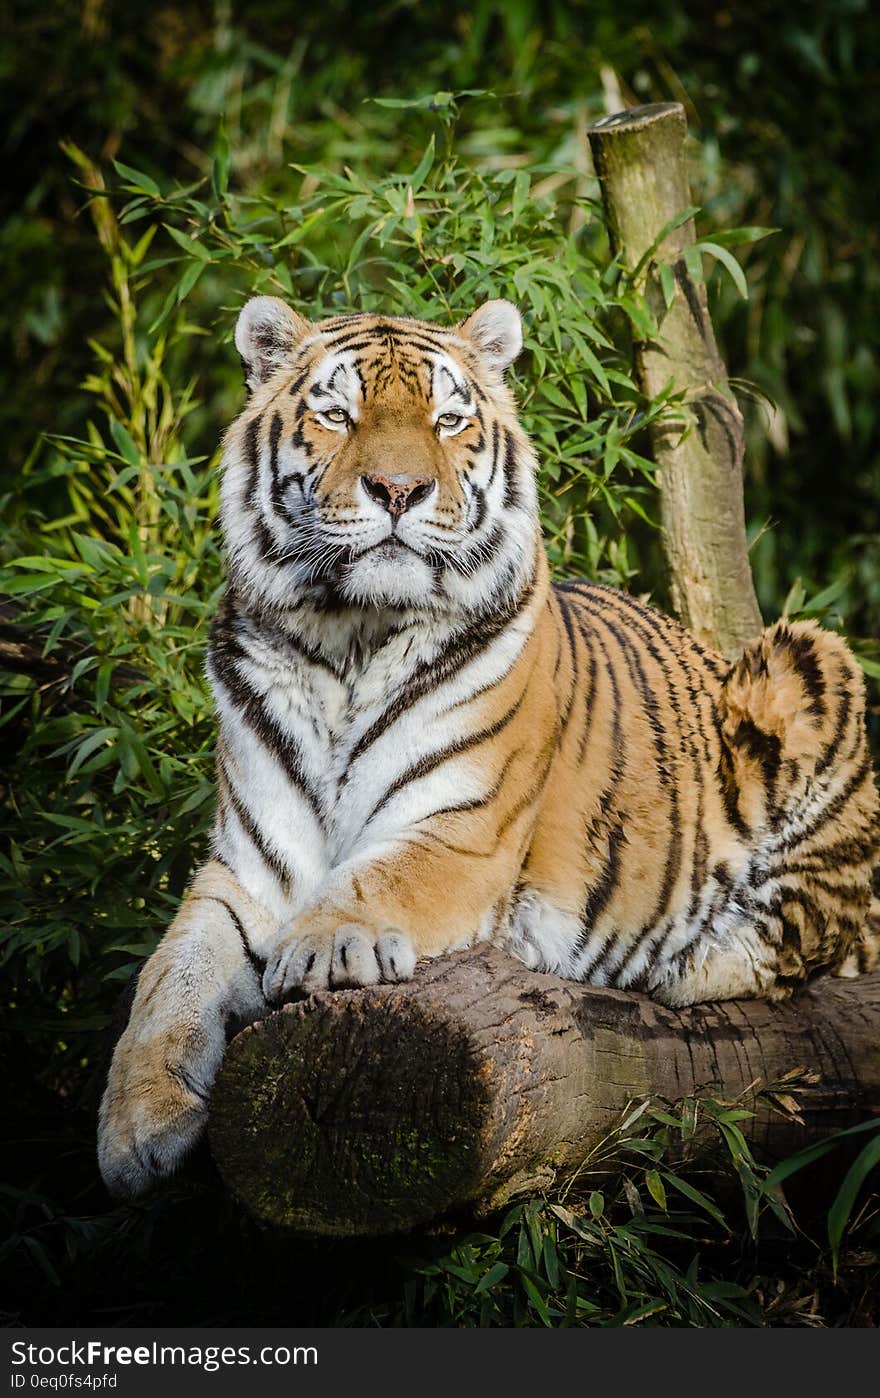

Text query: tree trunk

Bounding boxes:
[208,949,880,1237]
[588,102,763,658]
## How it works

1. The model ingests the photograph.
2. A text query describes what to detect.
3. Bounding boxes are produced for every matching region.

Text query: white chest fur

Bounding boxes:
[208,607,526,918]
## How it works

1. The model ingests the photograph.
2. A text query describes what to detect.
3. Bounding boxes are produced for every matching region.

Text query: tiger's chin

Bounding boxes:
[334,542,438,610]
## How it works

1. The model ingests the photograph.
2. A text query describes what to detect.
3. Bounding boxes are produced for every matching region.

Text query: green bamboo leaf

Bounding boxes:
[409,135,435,195]
[703,226,777,248]
[164,225,212,262]
[212,121,230,201]
[828,1128,880,1273]
[474,1262,508,1293]
[512,171,530,222]
[683,244,704,286]
[517,1268,552,1325]
[112,160,160,197]
[645,1169,667,1211]
[109,419,141,465]
[148,284,179,334]
[661,1171,728,1229]
[95,661,113,710]
[697,241,749,299]
[176,260,206,303]
[800,576,849,613]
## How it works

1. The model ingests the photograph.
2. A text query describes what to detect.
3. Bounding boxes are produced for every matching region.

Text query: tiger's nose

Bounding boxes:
[361,473,436,519]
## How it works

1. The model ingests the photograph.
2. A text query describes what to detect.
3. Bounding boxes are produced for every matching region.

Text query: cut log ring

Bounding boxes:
[208,949,880,1237]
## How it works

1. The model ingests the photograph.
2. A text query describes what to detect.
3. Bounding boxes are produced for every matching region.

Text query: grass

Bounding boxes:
[3,1081,878,1327]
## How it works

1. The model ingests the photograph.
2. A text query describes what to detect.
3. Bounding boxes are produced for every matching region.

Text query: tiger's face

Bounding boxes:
[220,297,540,617]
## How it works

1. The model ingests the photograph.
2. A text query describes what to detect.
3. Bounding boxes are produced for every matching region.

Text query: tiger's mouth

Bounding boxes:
[363,536,420,556]
[337,534,444,566]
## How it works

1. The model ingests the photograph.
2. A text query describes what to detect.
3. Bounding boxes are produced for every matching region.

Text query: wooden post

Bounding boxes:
[208,949,880,1236]
[588,102,763,658]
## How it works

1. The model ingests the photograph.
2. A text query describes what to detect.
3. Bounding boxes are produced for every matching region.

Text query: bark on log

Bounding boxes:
[208,948,880,1237]
[588,102,763,658]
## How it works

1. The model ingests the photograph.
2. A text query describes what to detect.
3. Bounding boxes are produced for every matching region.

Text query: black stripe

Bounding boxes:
[816,687,852,777]
[218,757,293,890]
[784,628,827,720]
[365,688,527,825]
[502,428,521,508]
[486,422,501,492]
[571,581,720,763]
[571,601,683,977]
[565,579,728,681]
[210,629,325,825]
[243,412,263,508]
[444,522,506,577]
[726,717,782,813]
[580,821,626,943]
[252,512,279,564]
[780,746,872,853]
[470,483,487,532]
[552,588,582,734]
[348,574,535,765]
[420,746,522,826]
[190,895,266,976]
[267,411,297,525]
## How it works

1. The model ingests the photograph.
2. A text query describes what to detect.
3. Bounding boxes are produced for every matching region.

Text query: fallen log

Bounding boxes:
[208,948,880,1237]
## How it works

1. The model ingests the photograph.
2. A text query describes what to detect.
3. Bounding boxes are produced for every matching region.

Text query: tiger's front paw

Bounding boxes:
[263,924,416,1002]
[98,1017,224,1200]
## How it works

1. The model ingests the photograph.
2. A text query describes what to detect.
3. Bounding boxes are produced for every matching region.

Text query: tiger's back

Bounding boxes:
[511,581,879,1005]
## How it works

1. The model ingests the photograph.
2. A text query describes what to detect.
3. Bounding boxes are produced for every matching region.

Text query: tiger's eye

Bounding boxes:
[437,412,464,430]
[323,407,349,424]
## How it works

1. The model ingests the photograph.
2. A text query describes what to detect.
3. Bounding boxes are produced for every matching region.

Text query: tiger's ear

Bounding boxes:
[459,299,523,373]
[234,296,312,392]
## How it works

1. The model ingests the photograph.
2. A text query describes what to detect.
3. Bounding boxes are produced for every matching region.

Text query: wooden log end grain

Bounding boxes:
[208,949,880,1238]
[209,980,493,1236]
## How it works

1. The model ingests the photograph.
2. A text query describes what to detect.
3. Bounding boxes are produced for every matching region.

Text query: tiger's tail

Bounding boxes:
[834,890,880,978]
[719,619,879,984]
[718,617,875,829]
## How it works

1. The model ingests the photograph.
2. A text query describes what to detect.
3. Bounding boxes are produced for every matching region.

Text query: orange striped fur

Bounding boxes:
[98,297,879,1197]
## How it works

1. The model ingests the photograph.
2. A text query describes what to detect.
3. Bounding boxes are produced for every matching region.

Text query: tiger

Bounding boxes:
[98,294,880,1198]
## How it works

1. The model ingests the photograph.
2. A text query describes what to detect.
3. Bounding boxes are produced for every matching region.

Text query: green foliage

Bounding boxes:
[3,181,221,1069]
[348,1093,879,1328]
[763,1117,880,1278]
[3,1087,877,1327]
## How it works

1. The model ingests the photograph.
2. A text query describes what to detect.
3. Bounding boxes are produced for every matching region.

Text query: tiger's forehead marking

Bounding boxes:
[307,353,366,420]
[304,316,476,417]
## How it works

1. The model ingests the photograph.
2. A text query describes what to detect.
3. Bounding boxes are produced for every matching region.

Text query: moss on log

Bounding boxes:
[208,949,880,1237]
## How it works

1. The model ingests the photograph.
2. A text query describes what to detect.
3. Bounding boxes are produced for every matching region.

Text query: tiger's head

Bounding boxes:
[220,296,540,618]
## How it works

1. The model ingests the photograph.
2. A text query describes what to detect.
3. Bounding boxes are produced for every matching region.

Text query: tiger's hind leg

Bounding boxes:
[98,860,273,1198]
[647,924,780,1008]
